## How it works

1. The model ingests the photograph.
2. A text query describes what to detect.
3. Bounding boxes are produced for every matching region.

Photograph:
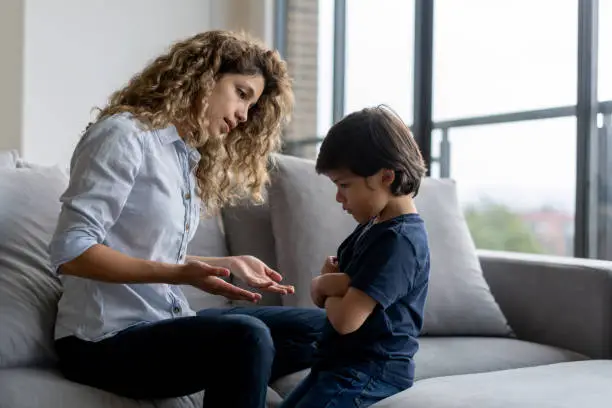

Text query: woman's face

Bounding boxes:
[204,73,265,137]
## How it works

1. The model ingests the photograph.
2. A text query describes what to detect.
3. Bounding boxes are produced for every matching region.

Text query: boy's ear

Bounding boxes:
[381,169,395,186]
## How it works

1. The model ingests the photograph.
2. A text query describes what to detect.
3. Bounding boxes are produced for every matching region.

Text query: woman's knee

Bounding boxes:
[222,314,275,353]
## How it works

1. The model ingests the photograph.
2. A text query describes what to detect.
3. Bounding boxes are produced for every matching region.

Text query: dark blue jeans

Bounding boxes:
[279,363,409,408]
[54,306,326,408]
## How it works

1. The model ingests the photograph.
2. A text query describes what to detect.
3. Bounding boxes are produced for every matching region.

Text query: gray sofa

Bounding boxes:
[1,150,611,408]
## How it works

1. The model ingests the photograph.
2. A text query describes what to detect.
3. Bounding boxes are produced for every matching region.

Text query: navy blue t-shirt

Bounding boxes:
[315,213,430,386]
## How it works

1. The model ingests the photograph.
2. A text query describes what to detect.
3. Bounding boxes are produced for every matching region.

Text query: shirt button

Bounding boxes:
[186,223,190,231]
[185,192,191,200]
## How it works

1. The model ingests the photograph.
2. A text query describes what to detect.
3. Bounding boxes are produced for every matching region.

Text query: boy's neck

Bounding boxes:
[376,195,417,223]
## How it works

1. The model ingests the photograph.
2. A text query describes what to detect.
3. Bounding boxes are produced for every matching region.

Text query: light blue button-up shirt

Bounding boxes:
[49,113,201,341]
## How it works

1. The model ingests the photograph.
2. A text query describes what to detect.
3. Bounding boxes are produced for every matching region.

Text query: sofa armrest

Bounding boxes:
[478,249,612,359]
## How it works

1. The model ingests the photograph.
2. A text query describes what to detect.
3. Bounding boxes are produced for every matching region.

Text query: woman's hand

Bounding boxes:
[321,256,339,275]
[228,255,295,295]
[179,259,262,303]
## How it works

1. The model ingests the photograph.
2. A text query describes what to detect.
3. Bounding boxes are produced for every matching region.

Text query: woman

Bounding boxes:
[50,30,325,408]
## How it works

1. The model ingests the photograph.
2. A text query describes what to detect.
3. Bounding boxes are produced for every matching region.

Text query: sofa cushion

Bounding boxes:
[270,336,587,398]
[0,166,67,368]
[0,368,283,408]
[371,360,612,408]
[267,155,356,308]
[413,337,587,380]
[0,368,201,408]
[267,154,513,336]
[181,215,232,310]
[222,192,283,307]
[0,149,18,168]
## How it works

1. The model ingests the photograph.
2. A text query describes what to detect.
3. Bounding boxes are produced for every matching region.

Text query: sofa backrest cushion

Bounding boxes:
[182,215,233,310]
[0,166,66,368]
[0,150,19,169]
[222,191,283,307]
[266,154,514,337]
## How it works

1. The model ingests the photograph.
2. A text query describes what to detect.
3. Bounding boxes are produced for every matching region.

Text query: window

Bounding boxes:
[317,0,334,138]
[282,0,334,159]
[344,0,414,123]
[433,0,578,121]
[277,0,611,260]
[433,117,576,256]
[599,0,611,101]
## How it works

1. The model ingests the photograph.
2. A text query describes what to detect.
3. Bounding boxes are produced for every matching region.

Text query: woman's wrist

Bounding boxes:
[186,255,233,270]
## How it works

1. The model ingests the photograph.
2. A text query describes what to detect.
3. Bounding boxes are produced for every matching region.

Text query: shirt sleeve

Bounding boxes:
[48,117,145,272]
[349,230,419,309]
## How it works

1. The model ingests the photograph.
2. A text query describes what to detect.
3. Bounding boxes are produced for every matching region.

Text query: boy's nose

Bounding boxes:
[336,191,344,203]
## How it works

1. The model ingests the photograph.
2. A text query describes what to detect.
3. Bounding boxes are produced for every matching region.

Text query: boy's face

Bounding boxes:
[326,168,392,224]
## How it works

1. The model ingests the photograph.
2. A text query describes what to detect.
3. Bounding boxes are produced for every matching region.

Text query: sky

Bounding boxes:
[316,0,612,214]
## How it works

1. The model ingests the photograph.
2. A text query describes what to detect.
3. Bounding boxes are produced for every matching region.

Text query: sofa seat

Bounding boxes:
[413,336,587,380]
[0,368,283,408]
[371,360,612,407]
[270,336,588,399]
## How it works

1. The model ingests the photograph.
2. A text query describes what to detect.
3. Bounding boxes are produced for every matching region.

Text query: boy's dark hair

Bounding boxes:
[315,105,427,197]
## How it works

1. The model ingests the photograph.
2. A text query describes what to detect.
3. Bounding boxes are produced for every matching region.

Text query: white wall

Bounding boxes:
[0,0,274,167]
[22,0,212,166]
[0,0,24,153]
[209,0,274,46]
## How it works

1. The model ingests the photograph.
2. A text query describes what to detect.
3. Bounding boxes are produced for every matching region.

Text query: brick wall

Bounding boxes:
[284,0,319,159]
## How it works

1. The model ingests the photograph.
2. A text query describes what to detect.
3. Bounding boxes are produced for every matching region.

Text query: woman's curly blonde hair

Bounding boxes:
[94,30,293,214]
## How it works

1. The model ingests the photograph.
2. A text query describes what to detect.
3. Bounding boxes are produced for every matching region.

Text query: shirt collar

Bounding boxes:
[155,125,181,145]
[155,125,201,170]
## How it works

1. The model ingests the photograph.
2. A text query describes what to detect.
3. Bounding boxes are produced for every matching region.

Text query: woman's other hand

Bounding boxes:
[228,255,295,295]
[179,259,262,303]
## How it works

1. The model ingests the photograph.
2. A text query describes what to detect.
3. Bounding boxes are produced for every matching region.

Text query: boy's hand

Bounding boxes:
[311,276,327,308]
[321,256,339,275]
[310,272,350,308]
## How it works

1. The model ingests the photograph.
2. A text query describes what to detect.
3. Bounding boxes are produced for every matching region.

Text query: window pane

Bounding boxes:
[317,0,334,137]
[344,0,414,123]
[440,118,576,256]
[433,0,578,121]
[283,0,335,159]
[600,0,612,101]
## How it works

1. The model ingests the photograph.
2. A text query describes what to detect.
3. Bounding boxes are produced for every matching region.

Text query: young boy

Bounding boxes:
[280,105,430,408]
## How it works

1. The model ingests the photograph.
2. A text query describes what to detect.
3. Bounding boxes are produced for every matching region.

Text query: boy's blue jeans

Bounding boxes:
[279,362,410,408]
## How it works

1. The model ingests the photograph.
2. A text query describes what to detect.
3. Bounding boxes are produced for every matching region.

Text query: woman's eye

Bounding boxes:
[237,88,247,99]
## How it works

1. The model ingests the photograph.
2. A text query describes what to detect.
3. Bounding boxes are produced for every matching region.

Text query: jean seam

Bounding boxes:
[353,376,377,407]
[318,370,368,408]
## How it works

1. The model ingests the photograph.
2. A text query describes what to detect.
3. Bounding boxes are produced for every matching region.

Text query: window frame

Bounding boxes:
[274,0,609,260]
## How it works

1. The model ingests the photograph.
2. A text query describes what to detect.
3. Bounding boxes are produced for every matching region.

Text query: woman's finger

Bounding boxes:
[212,278,261,302]
[191,260,230,277]
[260,283,295,295]
[207,266,231,277]
[261,285,287,294]
[265,267,283,283]
[281,284,295,294]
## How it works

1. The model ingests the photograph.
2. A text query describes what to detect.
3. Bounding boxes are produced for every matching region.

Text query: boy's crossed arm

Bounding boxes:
[310,273,350,307]
[324,289,377,335]
[311,262,378,335]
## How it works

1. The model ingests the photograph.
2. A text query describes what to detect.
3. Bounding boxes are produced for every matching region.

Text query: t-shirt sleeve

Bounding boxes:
[350,230,419,309]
